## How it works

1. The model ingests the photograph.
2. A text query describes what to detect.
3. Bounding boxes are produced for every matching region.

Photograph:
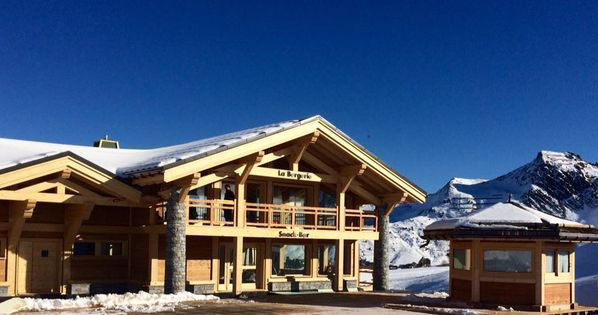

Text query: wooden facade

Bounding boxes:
[0,117,426,296]
[447,238,578,311]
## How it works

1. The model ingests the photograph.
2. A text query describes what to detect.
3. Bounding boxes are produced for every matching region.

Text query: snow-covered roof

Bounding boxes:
[425,201,589,231]
[0,118,308,176]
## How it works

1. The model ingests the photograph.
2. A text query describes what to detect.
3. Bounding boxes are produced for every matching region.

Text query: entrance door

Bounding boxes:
[218,243,234,292]
[17,239,61,294]
[242,242,264,290]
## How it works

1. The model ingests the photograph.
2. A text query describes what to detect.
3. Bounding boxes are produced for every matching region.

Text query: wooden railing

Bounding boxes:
[187,199,236,226]
[185,199,376,231]
[246,203,338,230]
[345,209,377,231]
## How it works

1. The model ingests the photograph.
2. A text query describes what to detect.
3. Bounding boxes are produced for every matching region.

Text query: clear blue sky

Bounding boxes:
[1,1,597,192]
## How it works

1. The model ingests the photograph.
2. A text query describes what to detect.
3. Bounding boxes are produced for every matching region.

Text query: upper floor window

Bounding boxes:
[483,250,532,273]
[73,241,96,256]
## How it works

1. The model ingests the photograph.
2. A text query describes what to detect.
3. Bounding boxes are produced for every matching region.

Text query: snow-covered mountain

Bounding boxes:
[361,151,598,267]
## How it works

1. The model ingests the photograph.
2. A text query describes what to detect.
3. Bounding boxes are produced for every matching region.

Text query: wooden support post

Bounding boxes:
[471,239,481,302]
[148,233,160,286]
[211,237,219,289]
[232,236,244,296]
[63,202,94,294]
[337,164,366,231]
[265,239,272,286]
[236,152,264,228]
[335,238,344,291]
[353,240,360,280]
[7,199,36,295]
[535,240,545,307]
[311,240,319,277]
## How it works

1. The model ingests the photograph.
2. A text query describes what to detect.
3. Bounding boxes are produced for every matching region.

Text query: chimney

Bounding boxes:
[94,135,120,149]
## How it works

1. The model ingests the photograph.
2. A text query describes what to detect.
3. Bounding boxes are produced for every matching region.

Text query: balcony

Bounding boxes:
[187,198,377,232]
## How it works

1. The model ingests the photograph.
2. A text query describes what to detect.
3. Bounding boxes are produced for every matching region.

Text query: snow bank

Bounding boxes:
[18,291,219,313]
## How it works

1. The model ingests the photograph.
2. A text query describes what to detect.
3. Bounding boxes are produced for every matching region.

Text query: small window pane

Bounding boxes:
[100,242,123,256]
[454,249,469,270]
[483,250,532,273]
[546,251,555,273]
[73,242,95,256]
[558,251,570,273]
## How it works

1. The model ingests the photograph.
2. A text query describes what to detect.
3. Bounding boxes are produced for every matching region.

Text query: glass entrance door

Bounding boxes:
[218,243,233,292]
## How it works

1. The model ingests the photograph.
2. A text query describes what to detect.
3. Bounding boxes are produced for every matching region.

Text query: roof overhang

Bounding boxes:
[128,118,426,205]
[0,152,142,204]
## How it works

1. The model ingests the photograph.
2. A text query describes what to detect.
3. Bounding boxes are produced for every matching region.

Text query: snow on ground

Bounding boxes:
[577,275,598,307]
[362,265,597,307]
[16,291,219,313]
[361,266,449,292]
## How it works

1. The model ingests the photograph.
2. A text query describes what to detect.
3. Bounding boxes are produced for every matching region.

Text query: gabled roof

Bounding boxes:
[0,116,426,203]
[423,201,598,242]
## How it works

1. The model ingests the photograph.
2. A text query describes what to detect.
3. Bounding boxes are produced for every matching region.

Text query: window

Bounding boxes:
[272,244,306,276]
[188,187,209,220]
[453,248,469,270]
[546,251,555,273]
[558,251,570,273]
[100,242,123,256]
[318,245,336,275]
[483,250,532,273]
[73,241,96,256]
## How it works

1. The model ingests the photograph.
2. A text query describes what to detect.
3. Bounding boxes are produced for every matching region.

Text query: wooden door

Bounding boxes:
[17,239,61,294]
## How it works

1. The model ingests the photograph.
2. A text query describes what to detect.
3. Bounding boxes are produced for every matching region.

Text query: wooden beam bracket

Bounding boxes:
[382,191,409,216]
[288,131,319,171]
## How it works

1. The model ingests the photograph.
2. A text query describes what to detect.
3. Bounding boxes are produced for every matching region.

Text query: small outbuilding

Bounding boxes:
[423,201,598,312]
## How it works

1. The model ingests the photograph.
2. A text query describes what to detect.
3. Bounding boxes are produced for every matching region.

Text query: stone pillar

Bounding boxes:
[373,204,389,291]
[164,186,187,294]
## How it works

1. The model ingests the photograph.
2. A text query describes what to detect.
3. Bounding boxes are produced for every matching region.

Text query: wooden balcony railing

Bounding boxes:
[188,199,236,226]
[246,203,337,230]
[185,198,377,232]
[345,209,377,231]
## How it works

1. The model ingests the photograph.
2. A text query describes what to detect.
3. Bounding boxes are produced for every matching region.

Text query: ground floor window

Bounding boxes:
[318,244,336,275]
[272,244,306,276]
[483,250,531,273]
[558,251,570,273]
[546,251,555,273]
[453,248,470,270]
[73,240,127,257]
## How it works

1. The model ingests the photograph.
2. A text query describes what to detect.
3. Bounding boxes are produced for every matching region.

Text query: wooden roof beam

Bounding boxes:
[383,191,409,216]
[237,151,265,185]
[288,131,320,171]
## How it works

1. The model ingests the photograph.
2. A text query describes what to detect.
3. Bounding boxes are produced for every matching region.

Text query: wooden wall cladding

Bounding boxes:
[545,283,571,305]
[132,207,149,226]
[0,259,6,282]
[71,258,128,281]
[480,281,535,305]
[186,236,212,282]
[28,203,64,224]
[84,206,130,226]
[130,234,149,283]
[451,278,472,301]
[0,200,8,222]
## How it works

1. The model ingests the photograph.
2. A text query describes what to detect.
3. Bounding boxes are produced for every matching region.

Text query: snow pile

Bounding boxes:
[19,291,219,313]
[388,303,481,314]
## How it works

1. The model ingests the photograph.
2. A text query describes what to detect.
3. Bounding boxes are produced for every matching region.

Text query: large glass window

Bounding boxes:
[73,241,95,256]
[453,248,469,270]
[272,244,306,276]
[273,186,307,225]
[483,250,532,273]
[546,251,555,273]
[558,251,570,273]
[243,246,257,283]
[318,245,336,275]
[188,187,209,220]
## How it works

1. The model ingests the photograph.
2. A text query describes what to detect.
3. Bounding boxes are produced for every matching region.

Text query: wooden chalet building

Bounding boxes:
[0,116,426,296]
[424,201,598,312]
